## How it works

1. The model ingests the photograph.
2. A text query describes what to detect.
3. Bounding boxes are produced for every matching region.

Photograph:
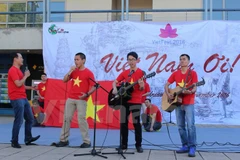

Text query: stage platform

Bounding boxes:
[0,116,240,160]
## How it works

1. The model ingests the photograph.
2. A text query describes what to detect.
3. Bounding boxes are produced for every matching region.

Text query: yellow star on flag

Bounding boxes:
[178,79,185,87]
[129,78,134,84]
[86,96,105,122]
[73,76,82,87]
[41,86,46,91]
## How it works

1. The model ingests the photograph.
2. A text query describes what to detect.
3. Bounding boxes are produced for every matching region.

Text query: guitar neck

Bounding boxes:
[176,84,195,95]
[126,81,138,90]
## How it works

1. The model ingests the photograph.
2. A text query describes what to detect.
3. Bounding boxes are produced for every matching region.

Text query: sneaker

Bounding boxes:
[80,142,91,148]
[176,145,189,153]
[136,146,143,153]
[188,147,196,157]
[55,141,69,147]
[11,141,21,148]
[25,135,40,145]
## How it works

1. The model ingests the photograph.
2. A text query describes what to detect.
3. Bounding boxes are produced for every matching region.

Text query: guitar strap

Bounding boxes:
[183,68,192,88]
[179,68,192,103]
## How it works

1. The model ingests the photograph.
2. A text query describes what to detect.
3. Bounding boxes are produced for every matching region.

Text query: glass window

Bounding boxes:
[27,24,42,27]
[27,1,43,25]
[50,2,65,22]
[0,24,6,28]
[8,24,25,28]
[0,3,7,23]
[204,0,240,20]
[8,3,26,22]
[203,0,223,20]
[225,0,240,20]
[212,0,223,20]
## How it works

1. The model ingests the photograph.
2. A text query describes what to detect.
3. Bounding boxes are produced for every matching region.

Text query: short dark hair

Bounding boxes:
[32,99,39,105]
[127,51,138,60]
[180,54,190,60]
[10,53,20,62]
[145,98,151,103]
[75,52,86,60]
[41,73,47,76]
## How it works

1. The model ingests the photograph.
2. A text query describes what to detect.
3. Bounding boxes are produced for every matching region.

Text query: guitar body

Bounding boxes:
[108,83,134,110]
[162,86,182,112]
[108,72,156,110]
[161,78,206,112]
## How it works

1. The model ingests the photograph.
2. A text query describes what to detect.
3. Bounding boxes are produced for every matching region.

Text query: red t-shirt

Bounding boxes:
[32,105,44,117]
[38,82,46,102]
[167,69,198,105]
[68,68,95,100]
[145,104,162,122]
[142,82,150,103]
[116,68,144,104]
[8,66,26,100]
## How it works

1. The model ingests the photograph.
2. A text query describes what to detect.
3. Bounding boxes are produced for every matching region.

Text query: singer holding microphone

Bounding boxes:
[112,51,145,153]
[55,52,96,148]
[8,53,40,148]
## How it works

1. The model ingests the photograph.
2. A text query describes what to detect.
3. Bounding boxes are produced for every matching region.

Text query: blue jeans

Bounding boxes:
[175,104,196,147]
[10,98,34,143]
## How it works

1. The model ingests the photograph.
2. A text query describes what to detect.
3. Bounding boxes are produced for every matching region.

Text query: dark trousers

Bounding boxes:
[141,113,162,132]
[120,103,142,147]
[10,98,34,143]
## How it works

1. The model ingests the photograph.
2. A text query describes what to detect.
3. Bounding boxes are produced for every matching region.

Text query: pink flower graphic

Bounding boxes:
[159,23,178,38]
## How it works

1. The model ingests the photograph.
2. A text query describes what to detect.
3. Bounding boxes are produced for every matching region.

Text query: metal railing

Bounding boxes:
[0,9,240,28]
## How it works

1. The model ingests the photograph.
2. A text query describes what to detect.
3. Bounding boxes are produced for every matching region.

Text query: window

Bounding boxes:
[50,2,65,22]
[0,1,65,28]
[204,0,240,20]
[8,3,26,22]
[203,0,223,20]
[0,3,7,28]
[27,1,43,27]
[225,0,240,20]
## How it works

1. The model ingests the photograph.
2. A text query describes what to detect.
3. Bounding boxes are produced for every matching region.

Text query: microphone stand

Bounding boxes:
[168,111,175,124]
[102,82,135,159]
[74,78,108,159]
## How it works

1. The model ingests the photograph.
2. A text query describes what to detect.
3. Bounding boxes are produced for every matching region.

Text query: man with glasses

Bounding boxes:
[112,51,145,153]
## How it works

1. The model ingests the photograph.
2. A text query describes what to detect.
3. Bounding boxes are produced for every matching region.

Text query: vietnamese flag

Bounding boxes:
[43,79,135,129]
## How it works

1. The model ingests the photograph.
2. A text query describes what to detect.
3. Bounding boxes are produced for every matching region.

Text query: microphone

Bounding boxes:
[128,70,135,77]
[25,66,29,71]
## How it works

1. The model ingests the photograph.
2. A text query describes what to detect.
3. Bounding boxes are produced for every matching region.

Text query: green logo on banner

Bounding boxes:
[48,24,58,35]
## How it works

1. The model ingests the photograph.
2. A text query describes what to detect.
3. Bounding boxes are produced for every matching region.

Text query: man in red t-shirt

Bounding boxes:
[164,54,198,157]
[112,52,145,153]
[141,98,162,132]
[37,73,47,108]
[8,53,40,148]
[141,82,150,114]
[55,52,96,148]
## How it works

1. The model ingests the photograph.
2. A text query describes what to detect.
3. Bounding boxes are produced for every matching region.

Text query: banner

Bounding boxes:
[43,21,240,126]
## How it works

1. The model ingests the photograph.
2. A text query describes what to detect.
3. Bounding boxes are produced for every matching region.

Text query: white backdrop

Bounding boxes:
[43,21,240,125]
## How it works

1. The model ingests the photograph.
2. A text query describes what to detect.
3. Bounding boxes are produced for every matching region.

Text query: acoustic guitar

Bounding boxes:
[162,78,205,112]
[108,72,156,110]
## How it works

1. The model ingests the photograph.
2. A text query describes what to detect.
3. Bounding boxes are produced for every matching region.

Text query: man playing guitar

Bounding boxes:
[112,51,144,153]
[164,54,198,157]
